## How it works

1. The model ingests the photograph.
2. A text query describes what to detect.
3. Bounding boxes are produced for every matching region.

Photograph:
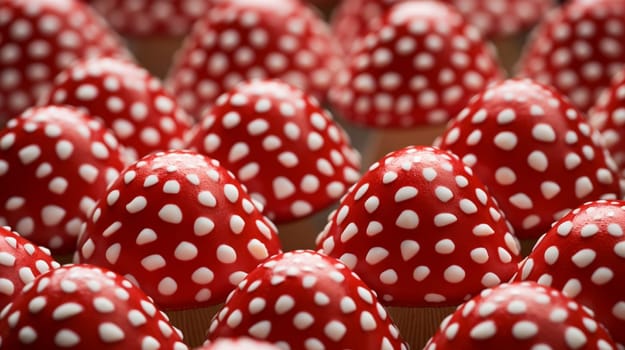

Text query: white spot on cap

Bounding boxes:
[41,205,65,226]
[360,311,377,331]
[396,210,419,229]
[174,241,198,261]
[194,217,215,236]
[273,176,296,199]
[19,144,41,164]
[493,131,518,150]
[249,320,271,339]
[564,327,587,349]
[126,196,147,214]
[52,303,83,320]
[470,320,497,340]
[158,204,182,223]
[158,277,178,296]
[55,329,80,347]
[99,322,125,343]
[217,244,237,263]
[136,228,157,245]
[532,123,557,142]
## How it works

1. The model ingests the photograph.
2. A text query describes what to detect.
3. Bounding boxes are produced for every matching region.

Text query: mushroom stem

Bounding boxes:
[520,238,539,257]
[278,209,334,251]
[166,304,223,347]
[361,125,446,167]
[386,305,457,349]
[125,36,184,79]
[491,33,528,76]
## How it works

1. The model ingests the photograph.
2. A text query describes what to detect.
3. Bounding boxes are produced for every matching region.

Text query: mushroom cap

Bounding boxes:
[0,264,188,349]
[165,0,344,118]
[206,250,408,350]
[0,105,127,254]
[0,226,59,310]
[514,199,625,347]
[425,281,617,350]
[316,146,520,306]
[328,0,502,128]
[76,150,282,310]
[186,79,361,223]
[197,337,281,350]
[589,67,625,175]
[91,0,211,37]
[517,0,625,112]
[331,0,555,54]
[41,56,193,160]
[0,0,130,124]
[436,78,622,239]
[450,0,556,38]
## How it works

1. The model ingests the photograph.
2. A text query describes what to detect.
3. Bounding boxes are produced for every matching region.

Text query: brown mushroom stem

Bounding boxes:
[361,125,447,167]
[520,237,539,257]
[124,36,184,79]
[491,34,528,76]
[386,305,457,349]
[165,304,223,347]
[277,207,334,251]
[53,253,75,265]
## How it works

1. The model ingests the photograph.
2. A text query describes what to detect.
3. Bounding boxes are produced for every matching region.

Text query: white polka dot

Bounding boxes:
[217,244,237,264]
[158,277,178,296]
[158,204,183,223]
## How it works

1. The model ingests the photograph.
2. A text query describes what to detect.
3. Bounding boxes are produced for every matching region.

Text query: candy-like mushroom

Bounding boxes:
[198,337,285,350]
[517,0,625,112]
[90,0,212,78]
[329,0,502,129]
[206,250,408,350]
[186,79,361,225]
[41,57,193,160]
[0,105,127,255]
[166,0,344,119]
[316,145,520,347]
[76,150,282,345]
[317,145,520,306]
[514,199,625,348]
[0,0,130,124]
[91,0,210,38]
[425,281,617,349]
[331,0,554,54]
[0,264,188,349]
[76,150,282,309]
[0,225,59,310]
[589,66,625,175]
[436,79,622,241]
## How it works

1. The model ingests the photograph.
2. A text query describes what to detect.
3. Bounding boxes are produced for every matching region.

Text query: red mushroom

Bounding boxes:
[0,0,130,124]
[425,281,617,349]
[165,0,344,119]
[513,199,625,348]
[197,337,281,350]
[40,57,193,160]
[75,150,282,310]
[0,225,59,310]
[185,79,361,224]
[0,105,127,255]
[205,250,408,350]
[517,0,625,112]
[331,0,555,54]
[90,0,210,37]
[328,0,502,128]
[435,79,622,240]
[0,264,188,349]
[589,66,625,175]
[316,145,520,306]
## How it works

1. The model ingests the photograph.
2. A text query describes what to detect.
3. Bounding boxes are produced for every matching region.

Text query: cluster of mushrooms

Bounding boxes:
[2,0,625,349]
